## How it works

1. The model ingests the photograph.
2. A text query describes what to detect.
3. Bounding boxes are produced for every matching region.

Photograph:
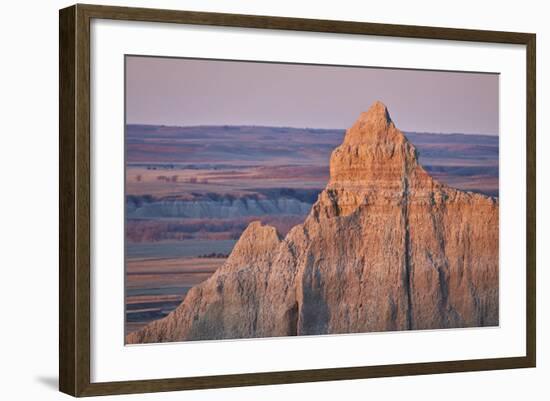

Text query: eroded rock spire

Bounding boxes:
[127,102,499,344]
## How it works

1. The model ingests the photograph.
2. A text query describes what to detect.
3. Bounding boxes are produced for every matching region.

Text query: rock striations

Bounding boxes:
[127,101,499,344]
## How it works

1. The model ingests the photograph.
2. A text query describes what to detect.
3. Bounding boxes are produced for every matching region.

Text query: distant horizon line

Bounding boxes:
[125,122,499,137]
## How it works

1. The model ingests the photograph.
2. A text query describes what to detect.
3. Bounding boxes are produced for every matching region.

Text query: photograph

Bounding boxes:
[124,56,500,344]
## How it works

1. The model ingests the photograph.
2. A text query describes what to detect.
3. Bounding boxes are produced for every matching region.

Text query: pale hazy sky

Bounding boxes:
[126,56,499,135]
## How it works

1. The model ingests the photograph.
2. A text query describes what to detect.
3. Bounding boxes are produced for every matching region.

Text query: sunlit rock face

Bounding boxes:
[127,102,499,344]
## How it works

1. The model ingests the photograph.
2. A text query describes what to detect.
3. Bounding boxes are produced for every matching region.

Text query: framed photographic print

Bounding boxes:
[59,4,536,397]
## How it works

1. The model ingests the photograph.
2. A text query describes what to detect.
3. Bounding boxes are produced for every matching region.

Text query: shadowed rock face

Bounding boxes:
[127,101,499,344]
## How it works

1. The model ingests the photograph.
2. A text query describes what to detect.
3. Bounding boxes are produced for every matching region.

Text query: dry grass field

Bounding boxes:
[126,257,225,335]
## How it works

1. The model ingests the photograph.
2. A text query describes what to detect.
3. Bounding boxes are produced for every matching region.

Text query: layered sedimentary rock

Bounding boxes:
[127,101,499,344]
[126,196,313,219]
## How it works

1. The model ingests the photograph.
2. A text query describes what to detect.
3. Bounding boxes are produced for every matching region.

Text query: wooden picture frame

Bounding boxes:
[59,3,536,397]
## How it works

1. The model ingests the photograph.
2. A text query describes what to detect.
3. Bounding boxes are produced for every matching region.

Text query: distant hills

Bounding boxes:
[126,123,498,197]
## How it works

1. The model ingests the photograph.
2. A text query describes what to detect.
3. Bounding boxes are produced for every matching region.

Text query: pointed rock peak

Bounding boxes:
[358,101,392,125]
[328,101,421,191]
[343,101,404,146]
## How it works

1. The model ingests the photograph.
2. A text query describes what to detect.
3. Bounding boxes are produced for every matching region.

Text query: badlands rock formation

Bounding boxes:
[127,101,499,344]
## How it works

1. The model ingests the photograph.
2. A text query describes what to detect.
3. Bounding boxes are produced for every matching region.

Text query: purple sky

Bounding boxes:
[126,56,499,135]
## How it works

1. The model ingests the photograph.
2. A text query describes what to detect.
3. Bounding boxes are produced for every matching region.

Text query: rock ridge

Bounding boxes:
[127,101,499,344]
